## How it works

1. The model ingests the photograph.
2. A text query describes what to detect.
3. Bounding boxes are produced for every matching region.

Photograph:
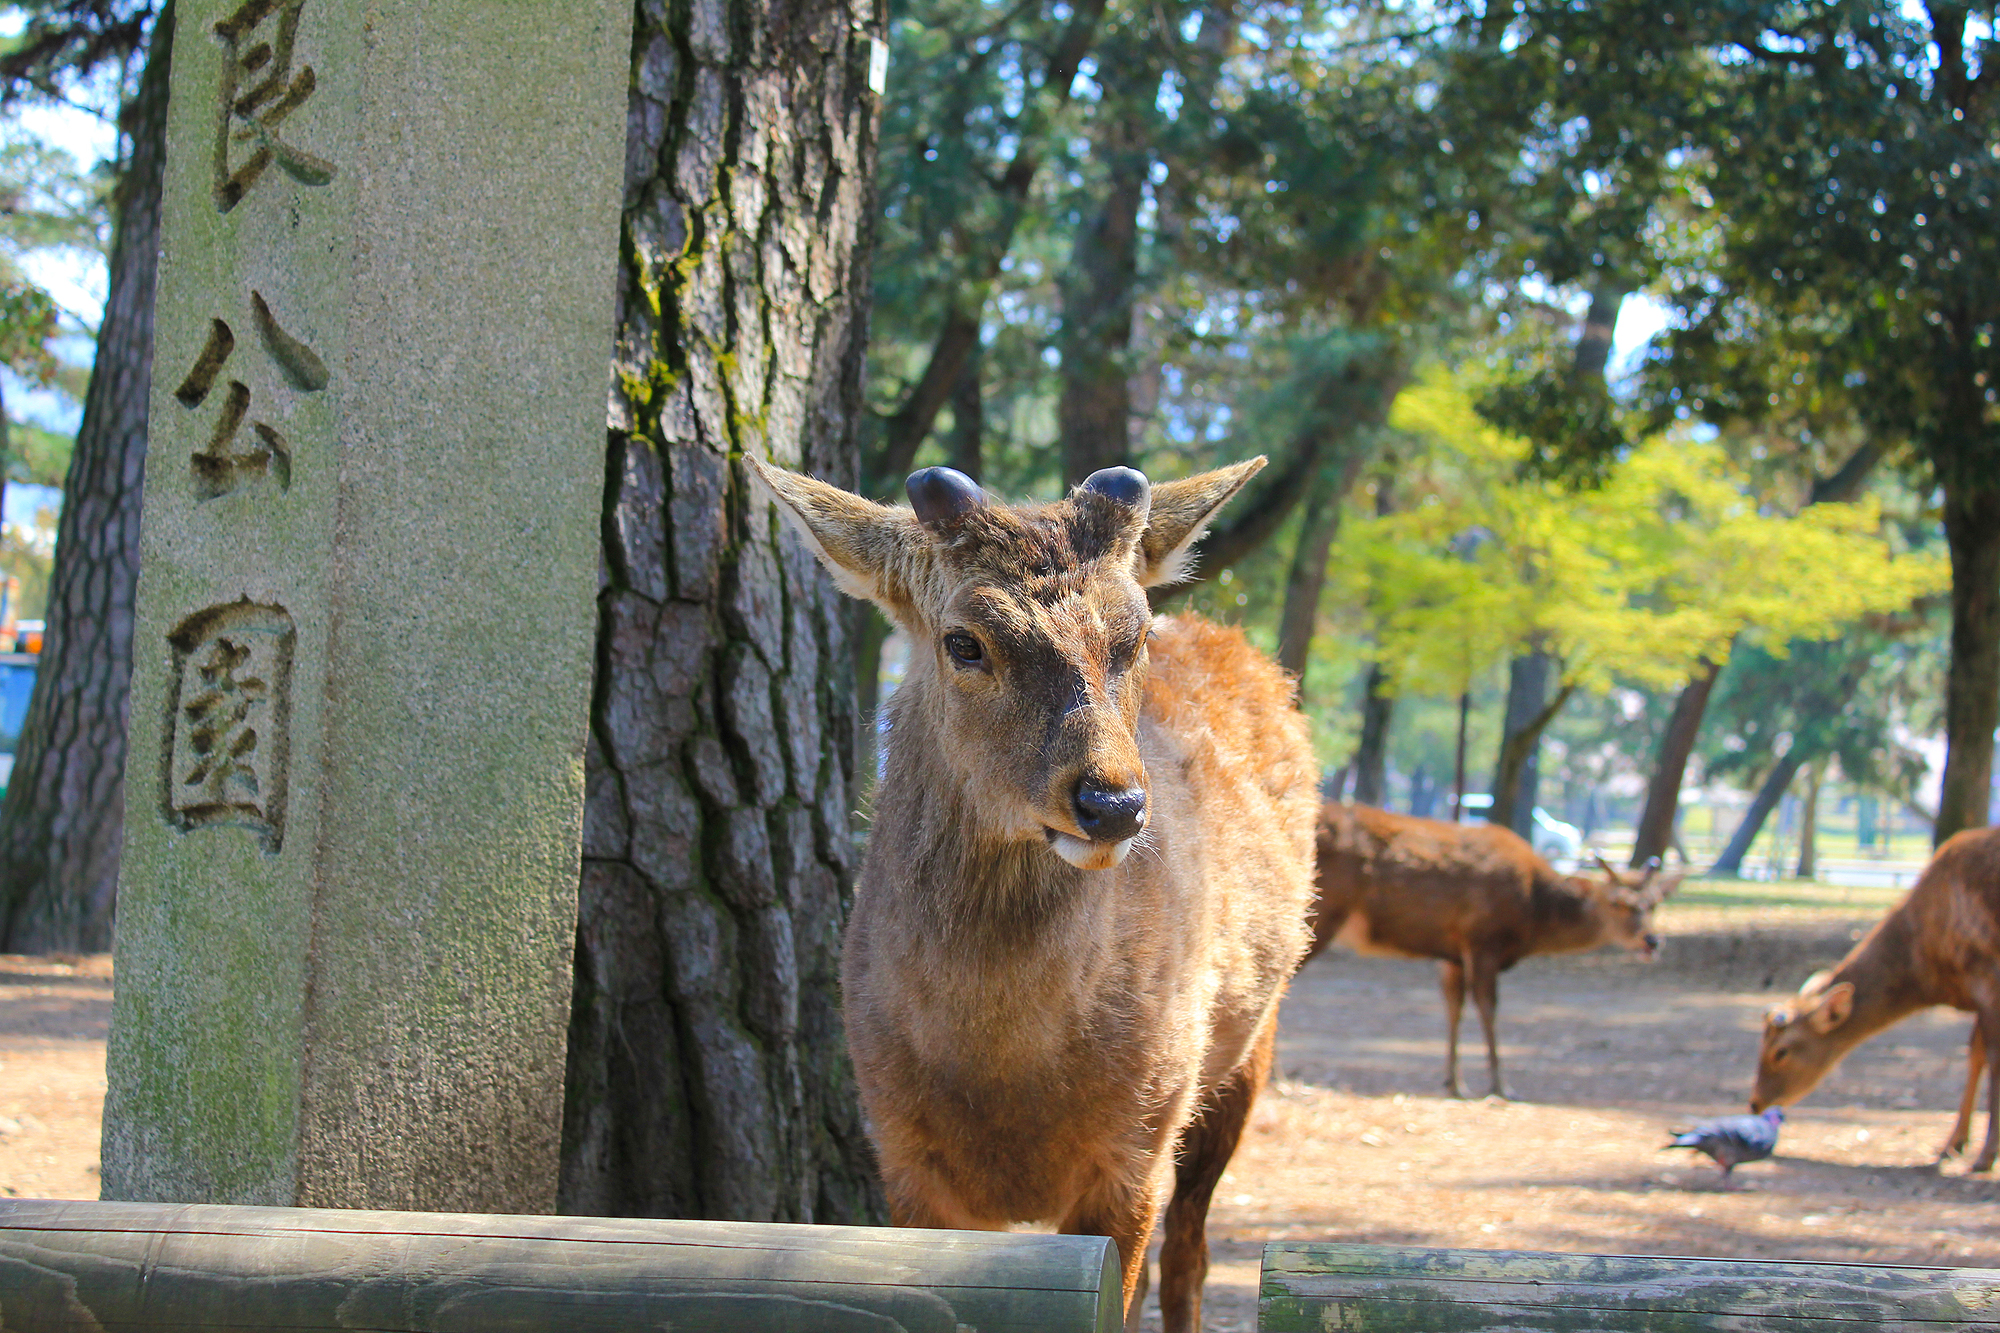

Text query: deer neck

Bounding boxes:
[1527,878,1612,954]
[1822,909,1937,1048]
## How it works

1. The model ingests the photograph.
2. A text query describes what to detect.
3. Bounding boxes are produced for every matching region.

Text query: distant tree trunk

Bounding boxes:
[878,0,1109,478]
[1350,663,1394,807]
[1409,764,1436,818]
[1626,443,1881,868]
[1936,478,2000,844]
[1275,473,1343,684]
[0,5,172,953]
[1055,58,1149,487]
[1488,651,1554,837]
[1795,758,1823,879]
[560,0,885,1224]
[1711,747,1810,878]
[1629,658,1723,867]
[947,340,983,482]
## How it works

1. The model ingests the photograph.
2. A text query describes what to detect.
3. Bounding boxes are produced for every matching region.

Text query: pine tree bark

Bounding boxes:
[559,0,886,1224]
[1936,477,2000,844]
[0,5,172,953]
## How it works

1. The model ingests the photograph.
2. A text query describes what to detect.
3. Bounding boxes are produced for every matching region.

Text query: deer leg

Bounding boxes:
[1060,1165,1171,1331]
[1156,1015,1276,1333]
[1468,955,1508,1100]
[1440,959,1467,1098]
[1972,1002,2000,1173]
[1942,1023,1986,1162]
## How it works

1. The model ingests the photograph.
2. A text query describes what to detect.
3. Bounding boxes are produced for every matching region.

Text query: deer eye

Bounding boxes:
[943,631,985,666]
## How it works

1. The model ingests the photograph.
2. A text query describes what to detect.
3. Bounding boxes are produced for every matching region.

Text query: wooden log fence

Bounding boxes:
[0,1200,1120,1332]
[9,1205,1998,1331]
[1261,1242,2000,1332]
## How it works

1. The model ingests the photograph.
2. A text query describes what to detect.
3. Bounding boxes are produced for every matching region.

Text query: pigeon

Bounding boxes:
[1664,1107,1784,1184]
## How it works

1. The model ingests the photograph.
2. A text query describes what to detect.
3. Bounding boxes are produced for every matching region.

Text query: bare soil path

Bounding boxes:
[4,896,1996,1333]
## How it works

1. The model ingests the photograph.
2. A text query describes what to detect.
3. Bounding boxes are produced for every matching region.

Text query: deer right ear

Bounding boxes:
[1807,981,1855,1034]
[746,455,924,613]
[1133,457,1265,587]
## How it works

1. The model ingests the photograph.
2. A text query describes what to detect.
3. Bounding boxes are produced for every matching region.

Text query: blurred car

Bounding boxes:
[0,651,35,793]
[1456,792,1585,866]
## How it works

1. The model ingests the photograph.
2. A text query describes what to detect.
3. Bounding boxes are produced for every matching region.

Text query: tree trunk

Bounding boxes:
[1275,472,1343,684]
[1056,49,1151,487]
[1936,477,2000,844]
[1488,651,1554,837]
[1351,662,1394,807]
[1795,758,1823,879]
[1710,746,1810,878]
[1629,658,1722,867]
[560,0,885,1224]
[947,339,983,483]
[876,0,1109,479]
[0,5,172,953]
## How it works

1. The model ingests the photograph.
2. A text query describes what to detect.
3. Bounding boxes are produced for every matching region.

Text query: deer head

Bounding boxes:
[1572,854,1687,960]
[749,454,1263,871]
[1750,969,1858,1111]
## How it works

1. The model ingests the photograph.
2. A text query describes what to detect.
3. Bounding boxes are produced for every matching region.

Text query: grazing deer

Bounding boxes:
[749,455,1318,1333]
[1303,801,1683,1098]
[1752,825,2000,1171]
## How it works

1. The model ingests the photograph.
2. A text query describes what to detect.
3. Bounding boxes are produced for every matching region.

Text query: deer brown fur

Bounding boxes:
[1752,826,2000,1170]
[1304,801,1682,1098]
[749,455,1318,1333]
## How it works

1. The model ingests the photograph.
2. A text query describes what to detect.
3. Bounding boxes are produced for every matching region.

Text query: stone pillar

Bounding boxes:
[102,0,631,1212]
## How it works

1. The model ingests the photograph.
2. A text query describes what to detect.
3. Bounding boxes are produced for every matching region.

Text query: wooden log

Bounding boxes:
[1260,1242,2000,1332]
[0,1200,1120,1332]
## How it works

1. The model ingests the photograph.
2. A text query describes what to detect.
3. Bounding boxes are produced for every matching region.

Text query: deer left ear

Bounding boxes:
[1134,457,1265,587]
[746,455,925,614]
[1808,981,1856,1033]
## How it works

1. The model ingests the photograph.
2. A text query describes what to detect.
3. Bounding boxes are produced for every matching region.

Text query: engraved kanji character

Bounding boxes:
[165,602,294,848]
[213,0,337,211]
[172,290,328,500]
[178,637,268,808]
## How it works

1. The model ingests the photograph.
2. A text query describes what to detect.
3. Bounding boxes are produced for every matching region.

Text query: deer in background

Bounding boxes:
[1752,826,2000,1171]
[750,455,1318,1333]
[1304,801,1684,1098]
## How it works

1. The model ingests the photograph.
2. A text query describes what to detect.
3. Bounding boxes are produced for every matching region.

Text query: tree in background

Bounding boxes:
[0,0,162,952]
[1327,367,1948,833]
[1703,624,1939,877]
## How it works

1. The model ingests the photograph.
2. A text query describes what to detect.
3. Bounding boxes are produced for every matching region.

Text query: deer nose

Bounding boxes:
[1074,781,1146,842]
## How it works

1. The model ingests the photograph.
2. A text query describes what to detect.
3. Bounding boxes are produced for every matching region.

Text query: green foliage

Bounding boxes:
[1329,365,1948,698]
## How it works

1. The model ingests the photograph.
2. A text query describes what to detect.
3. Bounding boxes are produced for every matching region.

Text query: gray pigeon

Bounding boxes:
[1664,1107,1784,1184]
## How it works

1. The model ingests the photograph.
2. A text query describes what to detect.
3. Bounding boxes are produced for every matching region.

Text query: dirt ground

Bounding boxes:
[4,903,1997,1333]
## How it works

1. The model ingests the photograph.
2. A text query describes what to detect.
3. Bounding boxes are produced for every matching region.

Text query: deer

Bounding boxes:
[1302,801,1684,1099]
[748,454,1318,1333]
[1751,825,2000,1171]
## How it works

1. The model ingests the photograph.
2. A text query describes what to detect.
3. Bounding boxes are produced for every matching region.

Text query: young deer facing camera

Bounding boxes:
[750,455,1318,1333]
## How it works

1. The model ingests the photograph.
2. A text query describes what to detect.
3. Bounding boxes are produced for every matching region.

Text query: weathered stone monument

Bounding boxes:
[102,0,631,1211]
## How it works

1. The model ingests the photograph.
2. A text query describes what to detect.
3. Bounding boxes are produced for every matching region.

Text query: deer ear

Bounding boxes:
[746,455,924,613]
[1808,982,1856,1034]
[1133,457,1265,587]
[1645,867,1689,906]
